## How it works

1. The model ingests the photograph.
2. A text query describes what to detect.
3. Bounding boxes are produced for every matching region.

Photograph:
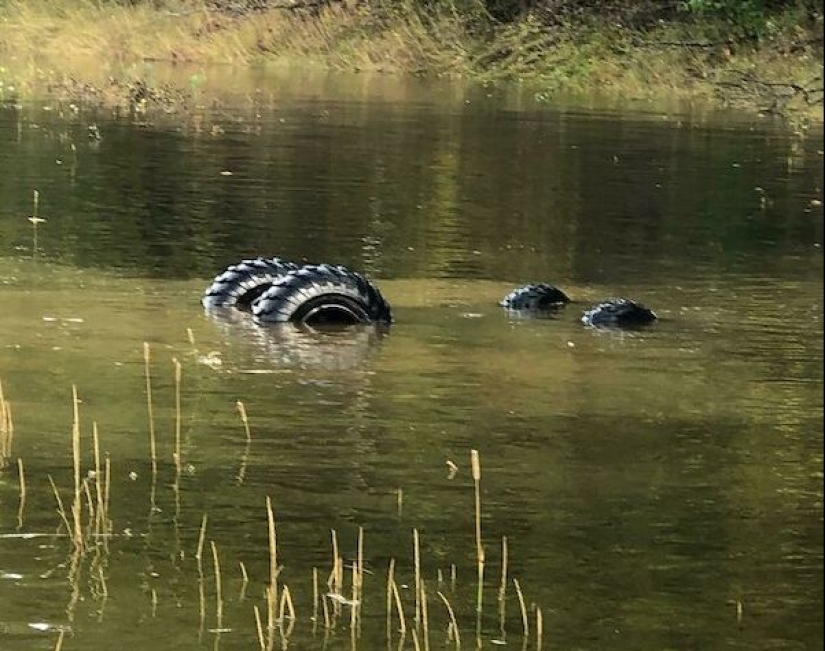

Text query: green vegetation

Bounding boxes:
[0,0,822,115]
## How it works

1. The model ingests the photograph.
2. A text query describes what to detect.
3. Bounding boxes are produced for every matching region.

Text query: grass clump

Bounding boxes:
[0,0,821,116]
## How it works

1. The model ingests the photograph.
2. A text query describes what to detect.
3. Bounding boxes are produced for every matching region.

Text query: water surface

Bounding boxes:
[0,70,823,650]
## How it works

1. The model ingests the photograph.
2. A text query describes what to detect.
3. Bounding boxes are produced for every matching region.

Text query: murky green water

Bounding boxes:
[1,70,823,650]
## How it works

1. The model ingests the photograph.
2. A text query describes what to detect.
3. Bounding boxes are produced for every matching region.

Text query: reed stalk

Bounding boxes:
[513,578,529,638]
[350,562,358,633]
[151,588,158,617]
[266,496,278,641]
[30,189,44,258]
[82,479,95,536]
[48,475,73,536]
[279,584,296,623]
[322,582,331,630]
[103,456,111,536]
[254,605,266,651]
[211,540,224,631]
[420,578,431,651]
[499,537,508,600]
[239,561,249,601]
[391,574,407,637]
[92,423,107,542]
[173,357,182,476]
[96,562,108,599]
[386,558,396,644]
[236,400,253,484]
[313,566,320,624]
[196,514,208,575]
[357,527,365,607]
[437,591,461,649]
[143,343,157,486]
[16,458,25,530]
[71,386,84,553]
[471,449,484,645]
[265,585,276,649]
[414,528,422,627]
[329,528,343,615]
[236,400,252,443]
[0,379,13,469]
[498,536,509,640]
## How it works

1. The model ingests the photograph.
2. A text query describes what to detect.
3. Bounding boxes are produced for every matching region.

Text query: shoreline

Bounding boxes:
[0,1,822,121]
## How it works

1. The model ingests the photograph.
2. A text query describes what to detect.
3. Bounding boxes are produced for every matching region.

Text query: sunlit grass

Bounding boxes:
[0,0,821,114]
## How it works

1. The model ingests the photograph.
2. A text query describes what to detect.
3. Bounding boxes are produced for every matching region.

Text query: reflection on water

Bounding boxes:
[204,307,388,371]
[0,70,823,651]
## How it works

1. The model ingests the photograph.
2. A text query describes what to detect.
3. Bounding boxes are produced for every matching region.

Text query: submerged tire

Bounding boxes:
[202,257,299,310]
[252,265,393,326]
[581,298,657,328]
[499,284,570,311]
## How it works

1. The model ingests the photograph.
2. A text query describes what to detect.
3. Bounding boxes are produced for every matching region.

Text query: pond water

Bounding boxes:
[0,69,823,651]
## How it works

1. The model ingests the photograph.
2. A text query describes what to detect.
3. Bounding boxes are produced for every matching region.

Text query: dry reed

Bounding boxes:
[173,357,182,476]
[266,496,278,645]
[514,578,529,638]
[16,458,26,530]
[437,590,461,648]
[239,561,250,601]
[0,379,14,468]
[143,343,157,484]
[471,449,485,645]
[414,528,422,627]
[211,540,224,631]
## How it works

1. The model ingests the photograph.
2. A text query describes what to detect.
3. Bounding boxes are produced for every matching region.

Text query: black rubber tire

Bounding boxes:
[581,298,657,328]
[500,284,570,311]
[252,265,393,326]
[202,257,299,310]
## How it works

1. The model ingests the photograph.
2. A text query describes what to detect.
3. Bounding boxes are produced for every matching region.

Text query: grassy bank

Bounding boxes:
[0,0,822,117]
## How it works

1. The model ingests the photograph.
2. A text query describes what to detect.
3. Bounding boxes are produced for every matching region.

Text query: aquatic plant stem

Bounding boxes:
[143,343,157,494]
[173,357,182,477]
[211,540,224,631]
[471,449,485,645]
[266,496,278,644]
[437,590,461,649]
[71,385,84,553]
[16,457,25,530]
[514,578,529,639]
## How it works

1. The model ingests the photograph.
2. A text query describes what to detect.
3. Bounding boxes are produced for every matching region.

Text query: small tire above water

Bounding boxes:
[252,265,393,326]
[202,257,299,310]
[581,298,657,328]
[499,284,571,311]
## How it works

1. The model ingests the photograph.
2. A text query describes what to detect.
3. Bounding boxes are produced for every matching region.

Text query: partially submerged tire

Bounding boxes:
[202,257,299,310]
[252,265,393,326]
[500,284,570,312]
[581,298,657,329]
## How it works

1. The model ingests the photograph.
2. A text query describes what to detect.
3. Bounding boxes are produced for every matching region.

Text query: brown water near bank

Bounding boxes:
[0,70,823,650]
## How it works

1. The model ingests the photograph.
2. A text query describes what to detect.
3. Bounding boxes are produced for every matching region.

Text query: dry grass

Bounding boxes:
[0,0,820,116]
[0,0,252,67]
